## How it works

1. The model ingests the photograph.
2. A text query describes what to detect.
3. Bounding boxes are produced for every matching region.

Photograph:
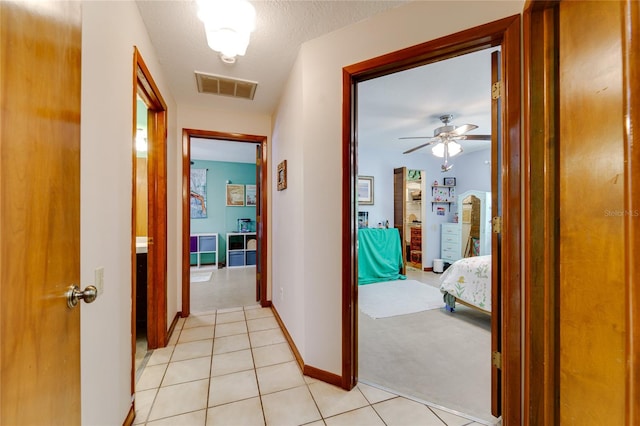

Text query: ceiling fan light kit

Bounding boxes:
[196,0,256,64]
[400,114,490,170]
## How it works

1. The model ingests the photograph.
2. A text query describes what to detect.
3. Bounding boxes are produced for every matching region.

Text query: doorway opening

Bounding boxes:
[181,129,269,318]
[189,138,260,312]
[342,15,521,424]
[131,47,168,390]
[356,48,496,422]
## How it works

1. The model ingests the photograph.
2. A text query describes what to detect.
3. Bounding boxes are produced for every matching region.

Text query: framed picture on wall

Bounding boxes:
[226,184,245,206]
[277,160,287,191]
[444,177,456,186]
[358,176,374,205]
[245,184,257,206]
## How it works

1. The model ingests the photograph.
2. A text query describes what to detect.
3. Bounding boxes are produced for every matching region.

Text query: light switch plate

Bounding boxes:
[95,267,105,295]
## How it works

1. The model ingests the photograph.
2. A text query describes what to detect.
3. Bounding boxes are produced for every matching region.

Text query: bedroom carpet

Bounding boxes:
[190,267,256,312]
[359,279,445,318]
[359,288,496,424]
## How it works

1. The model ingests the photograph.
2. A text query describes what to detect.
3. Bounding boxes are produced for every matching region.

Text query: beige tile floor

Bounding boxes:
[134,304,486,426]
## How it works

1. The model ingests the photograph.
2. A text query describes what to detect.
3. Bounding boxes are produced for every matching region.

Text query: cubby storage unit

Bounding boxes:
[226,232,257,268]
[190,233,218,268]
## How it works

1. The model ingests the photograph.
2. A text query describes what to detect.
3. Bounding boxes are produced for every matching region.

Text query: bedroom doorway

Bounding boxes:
[356,48,495,423]
[181,129,269,317]
[342,15,522,425]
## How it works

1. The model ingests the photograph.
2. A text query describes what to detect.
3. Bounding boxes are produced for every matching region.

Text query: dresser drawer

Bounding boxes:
[441,224,460,236]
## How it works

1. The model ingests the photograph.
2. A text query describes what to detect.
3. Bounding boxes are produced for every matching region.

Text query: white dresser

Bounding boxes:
[441,223,461,264]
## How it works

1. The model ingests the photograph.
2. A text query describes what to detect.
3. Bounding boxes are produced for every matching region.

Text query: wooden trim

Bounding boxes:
[623,1,640,424]
[271,305,304,371]
[303,365,343,388]
[167,311,182,342]
[498,16,522,426]
[134,47,168,351]
[122,404,135,426]
[342,14,522,418]
[423,267,433,272]
[181,129,269,318]
[271,305,342,387]
[522,2,559,425]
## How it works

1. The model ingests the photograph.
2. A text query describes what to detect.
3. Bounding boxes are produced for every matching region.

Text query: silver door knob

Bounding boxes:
[66,285,98,308]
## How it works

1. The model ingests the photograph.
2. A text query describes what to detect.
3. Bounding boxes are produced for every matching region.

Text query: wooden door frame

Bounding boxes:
[341,15,522,423]
[523,1,640,424]
[131,47,168,395]
[181,129,269,317]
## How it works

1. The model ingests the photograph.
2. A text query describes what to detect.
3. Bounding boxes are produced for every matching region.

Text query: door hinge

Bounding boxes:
[256,158,261,166]
[491,81,503,100]
[256,272,261,280]
[256,215,260,222]
[492,351,502,369]
[492,216,502,234]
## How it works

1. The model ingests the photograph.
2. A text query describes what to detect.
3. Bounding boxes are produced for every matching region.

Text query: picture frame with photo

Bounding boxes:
[226,184,245,206]
[358,176,374,205]
[444,177,456,186]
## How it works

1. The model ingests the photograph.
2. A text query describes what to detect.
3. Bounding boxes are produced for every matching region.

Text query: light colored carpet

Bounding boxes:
[359,299,496,424]
[359,279,444,319]
[190,271,212,283]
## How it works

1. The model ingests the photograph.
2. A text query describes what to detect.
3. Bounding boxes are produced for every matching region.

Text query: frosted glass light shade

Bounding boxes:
[197,0,256,62]
[432,141,462,157]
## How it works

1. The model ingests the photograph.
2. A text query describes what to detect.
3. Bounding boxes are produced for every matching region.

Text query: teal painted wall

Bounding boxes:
[191,160,256,264]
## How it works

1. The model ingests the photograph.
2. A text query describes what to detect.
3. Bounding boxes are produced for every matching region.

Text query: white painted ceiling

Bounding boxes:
[136,1,493,161]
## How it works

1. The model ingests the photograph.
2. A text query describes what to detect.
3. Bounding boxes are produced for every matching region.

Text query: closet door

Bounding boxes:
[393,167,406,274]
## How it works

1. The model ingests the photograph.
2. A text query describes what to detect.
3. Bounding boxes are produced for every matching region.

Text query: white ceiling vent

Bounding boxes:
[195,71,257,100]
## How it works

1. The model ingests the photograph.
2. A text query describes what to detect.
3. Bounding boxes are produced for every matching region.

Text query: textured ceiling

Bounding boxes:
[135,0,408,114]
[136,1,493,160]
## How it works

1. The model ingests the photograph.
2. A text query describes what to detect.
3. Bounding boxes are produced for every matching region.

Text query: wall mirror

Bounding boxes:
[457,190,491,257]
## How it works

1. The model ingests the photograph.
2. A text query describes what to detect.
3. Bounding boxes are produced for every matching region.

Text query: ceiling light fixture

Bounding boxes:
[431,139,463,158]
[196,0,256,64]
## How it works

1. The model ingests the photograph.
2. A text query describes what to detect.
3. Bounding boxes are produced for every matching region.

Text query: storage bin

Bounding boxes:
[246,250,257,266]
[228,251,244,267]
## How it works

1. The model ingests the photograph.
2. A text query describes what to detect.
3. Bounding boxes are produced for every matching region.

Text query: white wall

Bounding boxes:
[81,1,177,423]
[271,1,522,375]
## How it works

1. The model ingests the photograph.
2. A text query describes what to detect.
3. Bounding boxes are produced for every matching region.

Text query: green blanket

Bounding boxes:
[358,228,406,285]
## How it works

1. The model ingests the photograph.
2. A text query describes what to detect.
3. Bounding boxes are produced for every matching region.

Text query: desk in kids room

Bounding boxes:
[357,228,406,285]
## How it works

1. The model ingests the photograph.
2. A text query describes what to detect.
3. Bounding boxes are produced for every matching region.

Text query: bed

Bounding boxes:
[439,255,491,314]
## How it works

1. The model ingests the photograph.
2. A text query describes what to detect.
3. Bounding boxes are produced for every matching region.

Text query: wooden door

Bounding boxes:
[558,2,626,424]
[393,167,406,274]
[0,2,82,424]
[490,49,503,418]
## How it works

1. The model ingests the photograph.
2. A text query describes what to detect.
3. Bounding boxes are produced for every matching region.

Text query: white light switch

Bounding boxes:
[95,267,105,295]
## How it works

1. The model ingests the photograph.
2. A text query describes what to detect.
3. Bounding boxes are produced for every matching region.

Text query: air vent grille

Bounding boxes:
[195,71,257,100]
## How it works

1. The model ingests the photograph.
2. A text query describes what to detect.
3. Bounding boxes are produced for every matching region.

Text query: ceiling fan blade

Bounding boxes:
[451,124,478,136]
[463,134,492,140]
[398,136,432,140]
[402,140,436,154]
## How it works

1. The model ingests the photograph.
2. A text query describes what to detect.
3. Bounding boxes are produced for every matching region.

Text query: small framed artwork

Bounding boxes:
[358,176,374,205]
[444,177,456,186]
[277,160,287,191]
[226,184,245,206]
[245,184,257,206]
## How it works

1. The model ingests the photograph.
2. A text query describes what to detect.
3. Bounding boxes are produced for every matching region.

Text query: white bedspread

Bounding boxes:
[439,255,491,312]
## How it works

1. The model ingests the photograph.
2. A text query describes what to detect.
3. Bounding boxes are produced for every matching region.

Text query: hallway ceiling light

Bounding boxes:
[196,0,256,64]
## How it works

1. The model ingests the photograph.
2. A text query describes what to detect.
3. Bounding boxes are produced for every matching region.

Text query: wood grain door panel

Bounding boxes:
[1,2,82,424]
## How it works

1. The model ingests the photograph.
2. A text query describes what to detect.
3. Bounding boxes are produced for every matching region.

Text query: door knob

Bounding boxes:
[66,285,98,308]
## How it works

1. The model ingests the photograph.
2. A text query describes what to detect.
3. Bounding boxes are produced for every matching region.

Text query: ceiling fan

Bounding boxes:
[400,114,491,172]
